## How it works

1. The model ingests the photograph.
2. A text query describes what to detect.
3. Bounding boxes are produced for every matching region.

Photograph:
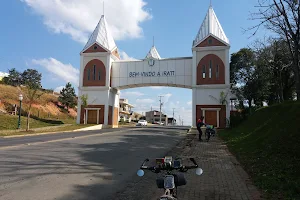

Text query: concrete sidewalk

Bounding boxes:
[175,133,262,200]
[114,131,262,200]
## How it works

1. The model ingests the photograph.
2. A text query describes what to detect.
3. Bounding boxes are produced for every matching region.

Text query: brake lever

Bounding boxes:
[190,158,198,167]
[140,158,150,168]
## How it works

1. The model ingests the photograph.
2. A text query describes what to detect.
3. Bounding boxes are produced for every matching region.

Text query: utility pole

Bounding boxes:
[172,108,175,125]
[179,115,181,126]
[158,95,164,124]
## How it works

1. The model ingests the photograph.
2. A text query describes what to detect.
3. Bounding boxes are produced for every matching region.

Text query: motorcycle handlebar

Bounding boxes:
[140,158,198,172]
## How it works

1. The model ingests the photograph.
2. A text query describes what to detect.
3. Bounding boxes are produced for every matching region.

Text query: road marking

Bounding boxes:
[0,129,132,150]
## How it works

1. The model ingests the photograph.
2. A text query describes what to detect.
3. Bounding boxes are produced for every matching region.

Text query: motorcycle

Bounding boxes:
[205,125,216,141]
[137,156,203,200]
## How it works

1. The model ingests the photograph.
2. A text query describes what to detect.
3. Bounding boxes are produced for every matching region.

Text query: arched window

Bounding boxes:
[83,59,106,86]
[93,65,96,80]
[216,64,219,79]
[209,60,212,78]
[197,54,225,85]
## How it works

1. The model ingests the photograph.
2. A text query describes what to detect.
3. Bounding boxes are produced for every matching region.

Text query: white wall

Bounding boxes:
[80,90,109,105]
[194,87,230,105]
[108,89,119,107]
[111,58,193,89]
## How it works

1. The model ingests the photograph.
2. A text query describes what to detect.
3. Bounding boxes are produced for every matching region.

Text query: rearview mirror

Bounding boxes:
[196,168,203,176]
[137,169,144,177]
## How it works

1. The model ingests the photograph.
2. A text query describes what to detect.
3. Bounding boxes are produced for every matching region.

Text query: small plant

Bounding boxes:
[209,91,229,105]
[79,94,88,124]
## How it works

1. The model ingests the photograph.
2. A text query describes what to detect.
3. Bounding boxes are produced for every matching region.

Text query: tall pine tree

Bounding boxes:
[58,82,76,111]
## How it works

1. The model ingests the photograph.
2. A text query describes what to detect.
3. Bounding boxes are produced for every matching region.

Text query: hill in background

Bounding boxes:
[0,84,77,129]
[220,101,300,199]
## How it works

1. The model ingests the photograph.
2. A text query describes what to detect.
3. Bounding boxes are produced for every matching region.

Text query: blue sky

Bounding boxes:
[0,0,268,125]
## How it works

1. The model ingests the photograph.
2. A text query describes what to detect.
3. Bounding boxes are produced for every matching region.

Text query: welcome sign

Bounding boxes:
[128,71,175,77]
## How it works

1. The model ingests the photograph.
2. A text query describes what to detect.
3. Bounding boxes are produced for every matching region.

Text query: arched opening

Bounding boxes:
[197,54,225,85]
[83,59,106,86]
[119,86,192,126]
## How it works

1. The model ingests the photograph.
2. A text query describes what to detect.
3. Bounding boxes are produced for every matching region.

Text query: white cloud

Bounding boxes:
[187,101,192,105]
[136,98,155,104]
[121,91,144,97]
[31,58,79,86]
[21,0,152,44]
[177,107,192,126]
[131,97,192,125]
[0,72,9,77]
[160,93,172,104]
[161,103,192,126]
[54,86,64,93]
[150,86,163,90]
[119,50,140,61]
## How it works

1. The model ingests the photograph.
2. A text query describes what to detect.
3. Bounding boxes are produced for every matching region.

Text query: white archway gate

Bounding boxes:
[77,6,231,128]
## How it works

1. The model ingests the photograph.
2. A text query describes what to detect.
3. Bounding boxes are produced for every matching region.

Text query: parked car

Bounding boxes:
[152,121,163,125]
[137,120,147,126]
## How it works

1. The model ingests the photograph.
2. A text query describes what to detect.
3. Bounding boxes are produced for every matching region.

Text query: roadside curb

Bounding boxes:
[0,128,135,150]
[139,126,192,131]
[2,129,79,139]
[187,129,197,135]
[1,125,109,139]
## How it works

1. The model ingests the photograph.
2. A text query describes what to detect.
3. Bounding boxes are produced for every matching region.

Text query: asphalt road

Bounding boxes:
[0,128,127,148]
[0,127,186,200]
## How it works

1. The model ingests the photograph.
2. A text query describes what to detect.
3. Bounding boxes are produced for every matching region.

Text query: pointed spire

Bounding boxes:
[145,46,161,60]
[82,15,117,52]
[193,6,229,47]
[153,36,155,47]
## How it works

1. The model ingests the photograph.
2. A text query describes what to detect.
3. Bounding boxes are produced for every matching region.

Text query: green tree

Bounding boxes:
[4,68,21,86]
[20,81,44,131]
[58,82,76,111]
[250,0,300,100]
[21,69,42,88]
[230,48,271,109]
[255,39,295,104]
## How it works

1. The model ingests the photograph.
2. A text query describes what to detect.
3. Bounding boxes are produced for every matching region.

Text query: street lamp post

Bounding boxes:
[17,94,23,129]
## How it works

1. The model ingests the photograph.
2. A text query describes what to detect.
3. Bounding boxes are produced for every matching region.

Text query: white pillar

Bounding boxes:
[104,90,109,125]
[97,109,100,124]
[85,109,88,124]
[192,50,197,127]
[76,102,81,124]
[192,88,197,127]
[76,89,82,124]
[217,109,220,128]
[226,94,230,127]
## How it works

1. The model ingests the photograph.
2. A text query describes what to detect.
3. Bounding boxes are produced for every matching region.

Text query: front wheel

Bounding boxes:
[172,187,177,198]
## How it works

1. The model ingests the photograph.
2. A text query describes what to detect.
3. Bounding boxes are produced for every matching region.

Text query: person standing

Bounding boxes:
[196,116,205,141]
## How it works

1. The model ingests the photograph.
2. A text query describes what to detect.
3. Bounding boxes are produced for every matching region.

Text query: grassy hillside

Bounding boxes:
[219,101,300,199]
[0,114,60,130]
[0,84,76,122]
